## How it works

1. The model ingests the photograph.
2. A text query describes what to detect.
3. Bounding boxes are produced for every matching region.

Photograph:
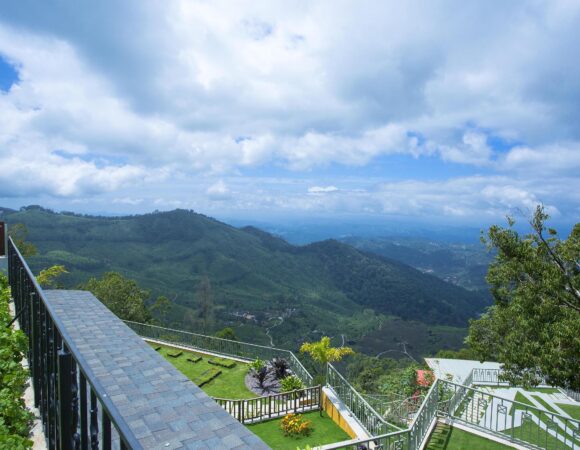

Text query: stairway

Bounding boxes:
[424,422,452,450]
[459,391,490,425]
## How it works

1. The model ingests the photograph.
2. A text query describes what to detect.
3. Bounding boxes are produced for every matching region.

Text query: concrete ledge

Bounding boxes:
[322,386,370,440]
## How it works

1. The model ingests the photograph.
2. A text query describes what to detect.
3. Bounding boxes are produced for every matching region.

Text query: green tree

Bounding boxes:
[150,295,171,324]
[215,327,238,341]
[467,206,580,390]
[300,336,354,382]
[82,272,152,323]
[37,265,68,288]
[8,223,37,257]
[197,275,214,333]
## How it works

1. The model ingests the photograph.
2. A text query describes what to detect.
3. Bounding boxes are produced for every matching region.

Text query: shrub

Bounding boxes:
[0,273,33,449]
[255,366,269,389]
[215,327,238,341]
[193,368,222,387]
[249,358,265,372]
[280,375,304,392]
[280,413,312,437]
[271,358,290,379]
[208,358,236,369]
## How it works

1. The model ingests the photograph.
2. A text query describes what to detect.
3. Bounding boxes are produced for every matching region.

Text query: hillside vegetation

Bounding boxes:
[0,206,490,357]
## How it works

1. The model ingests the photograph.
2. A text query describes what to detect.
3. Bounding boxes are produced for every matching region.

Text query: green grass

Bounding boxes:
[150,342,257,399]
[505,419,569,450]
[556,403,580,421]
[426,423,511,449]
[531,395,558,414]
[505,392,579,449]
[523,387,560,394]
[247,411,351,450]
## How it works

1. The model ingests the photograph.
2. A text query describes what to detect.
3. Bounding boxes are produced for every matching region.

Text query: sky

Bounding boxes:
[0,1,579,229]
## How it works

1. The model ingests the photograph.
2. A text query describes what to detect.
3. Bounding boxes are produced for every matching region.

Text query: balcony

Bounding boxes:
[5,236,580,450]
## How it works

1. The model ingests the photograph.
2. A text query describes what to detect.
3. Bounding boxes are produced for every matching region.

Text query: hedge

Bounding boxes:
[208,358,236,369]
[0,273,33,449]
[193,368,222,387]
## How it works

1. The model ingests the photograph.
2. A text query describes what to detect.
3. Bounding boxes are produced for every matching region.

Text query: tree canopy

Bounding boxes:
[82,272,152,323]
[300,336,354,366]
[467,206,580,390]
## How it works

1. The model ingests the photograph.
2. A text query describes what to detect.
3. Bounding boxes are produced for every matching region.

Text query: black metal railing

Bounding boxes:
[8,238,141,450]
[125,320,314,386]
[214,385,322,424]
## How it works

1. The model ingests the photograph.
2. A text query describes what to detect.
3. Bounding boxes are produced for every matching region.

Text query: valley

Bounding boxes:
[1,206,491,359]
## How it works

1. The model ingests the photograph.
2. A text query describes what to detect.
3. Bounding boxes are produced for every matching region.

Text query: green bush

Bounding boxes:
[193,368,222,387]
[281,375,304,392]
[249,358,265,373]
[0,273,33,449]
[208,358,236,369]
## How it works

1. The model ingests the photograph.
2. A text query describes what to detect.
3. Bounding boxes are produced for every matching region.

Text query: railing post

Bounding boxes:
[58,346,74,450]
[90,389,99,450]
[31,291,41,408]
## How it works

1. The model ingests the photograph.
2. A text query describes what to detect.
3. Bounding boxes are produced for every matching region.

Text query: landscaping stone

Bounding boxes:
[245,367,281,396]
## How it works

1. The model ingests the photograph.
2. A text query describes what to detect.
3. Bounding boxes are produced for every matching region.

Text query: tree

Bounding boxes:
[37,265,68,288]
[8,223,68,289]
[215,327,238,341]
[467,206,580,390]
[150,295,171,324]
[300,336,354,381]
[82,272,152,323]
[197,275,214,333]
[8,224,37,257]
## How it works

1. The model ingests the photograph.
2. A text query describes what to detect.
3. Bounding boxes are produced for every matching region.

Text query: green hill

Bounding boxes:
[0,206,490,356]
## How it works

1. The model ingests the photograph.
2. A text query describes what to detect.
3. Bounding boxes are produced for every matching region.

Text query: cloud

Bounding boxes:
[206,180,231,201]
[0,1,578,222]
[308,186,339,194]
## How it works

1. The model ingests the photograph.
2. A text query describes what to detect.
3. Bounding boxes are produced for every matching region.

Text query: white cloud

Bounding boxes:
[206,180,231,201]
[0,1,578,222]
[308,186,339,194]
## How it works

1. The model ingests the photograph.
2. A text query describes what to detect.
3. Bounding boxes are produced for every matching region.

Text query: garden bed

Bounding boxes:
[247,411,350,450]
[149,342,256,399]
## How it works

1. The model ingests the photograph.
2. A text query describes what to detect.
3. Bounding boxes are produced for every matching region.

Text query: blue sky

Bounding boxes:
[0,1,578,228]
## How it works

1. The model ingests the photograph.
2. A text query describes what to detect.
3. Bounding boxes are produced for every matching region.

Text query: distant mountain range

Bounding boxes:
[341,236,492,292]
[0,206,491,357]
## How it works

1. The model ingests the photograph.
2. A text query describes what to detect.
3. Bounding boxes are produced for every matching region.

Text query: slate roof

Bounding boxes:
[44,290,270,450]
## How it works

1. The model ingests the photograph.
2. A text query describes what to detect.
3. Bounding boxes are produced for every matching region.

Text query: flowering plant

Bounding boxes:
[280,413,312,437]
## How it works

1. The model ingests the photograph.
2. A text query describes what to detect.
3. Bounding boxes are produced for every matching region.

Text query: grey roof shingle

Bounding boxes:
[44,290,270,450]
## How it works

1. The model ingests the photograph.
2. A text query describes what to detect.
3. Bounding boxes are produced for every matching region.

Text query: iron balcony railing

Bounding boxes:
[214,385,322,424]
[8,237,141,450]
[326,363,403,437]
[323,372,580,449]
[124,320,314,386]
[440,379,580,449]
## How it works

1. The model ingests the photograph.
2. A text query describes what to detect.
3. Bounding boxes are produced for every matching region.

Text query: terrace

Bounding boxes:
[4,236,580,449]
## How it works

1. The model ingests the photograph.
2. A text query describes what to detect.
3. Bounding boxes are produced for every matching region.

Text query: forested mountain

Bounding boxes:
[0,206,490,357]
[342,236,492,292]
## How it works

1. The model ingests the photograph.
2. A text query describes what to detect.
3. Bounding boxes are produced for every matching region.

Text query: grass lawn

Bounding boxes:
[531,395,558,413]
[556,403,580,421]
[504,392,579,449]
[150,342,257,399]
[247,411,351,450]
[426,423,511,450]
[523,387,560,394]
[505,419,570,450]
